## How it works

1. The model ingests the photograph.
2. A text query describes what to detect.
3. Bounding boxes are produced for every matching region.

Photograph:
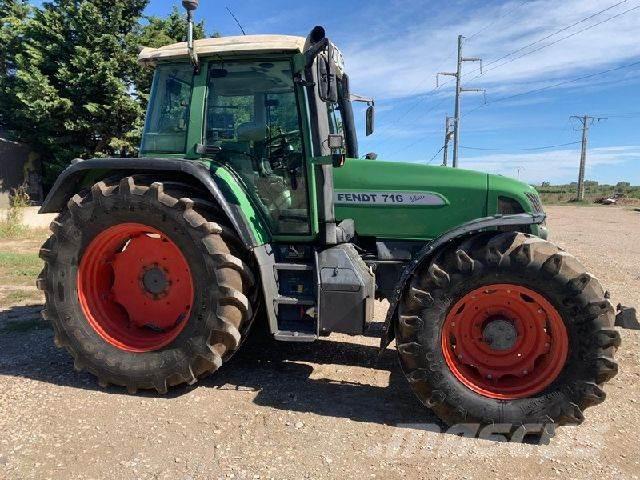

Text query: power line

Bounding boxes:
[465,3,640,82]
[591,111,640,118]
[374,1,635,154]
[371,0,529,147]
[427,145,446,164]
[463,0,633,79]
[386,61,639,159]
[378,1,639,157]
[462,59,640,118]
[465,0,531,42]
[460,141,581,152]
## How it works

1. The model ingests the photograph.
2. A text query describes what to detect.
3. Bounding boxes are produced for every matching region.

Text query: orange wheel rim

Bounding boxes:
[441,284,568,399]
[78,223,194,352]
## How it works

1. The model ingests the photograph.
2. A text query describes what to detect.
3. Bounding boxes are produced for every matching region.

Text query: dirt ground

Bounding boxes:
[1,206,639,480]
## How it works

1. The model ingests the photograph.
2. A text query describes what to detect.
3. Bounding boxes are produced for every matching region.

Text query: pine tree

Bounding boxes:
[1,0,148,181]
[0,0,31,127]
[0,1,213,184]
[135,6,207,112]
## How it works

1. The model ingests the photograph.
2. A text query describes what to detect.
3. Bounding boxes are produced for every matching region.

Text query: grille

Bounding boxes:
[525,192,544,213]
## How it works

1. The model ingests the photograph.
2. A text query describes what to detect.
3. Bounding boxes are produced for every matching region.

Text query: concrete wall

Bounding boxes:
[0,137,42,207]
[0,206,56,228]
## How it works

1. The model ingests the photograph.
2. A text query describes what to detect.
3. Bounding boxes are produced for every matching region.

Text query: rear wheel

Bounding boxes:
[38,177,257,393]
[396,231,620,431]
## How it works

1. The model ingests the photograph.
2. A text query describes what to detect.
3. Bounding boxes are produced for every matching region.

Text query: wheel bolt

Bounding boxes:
[487,374,493,379]
[523,370,528,375]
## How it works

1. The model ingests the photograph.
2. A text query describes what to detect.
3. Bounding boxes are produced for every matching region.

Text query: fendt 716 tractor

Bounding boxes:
[38,1,619,434]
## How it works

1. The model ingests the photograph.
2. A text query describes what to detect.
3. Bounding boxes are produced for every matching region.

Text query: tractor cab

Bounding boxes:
[138,30,370,241]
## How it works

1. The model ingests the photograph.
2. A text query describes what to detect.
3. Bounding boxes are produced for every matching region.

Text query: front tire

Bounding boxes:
[37,177,257,393]
[396,231,620,431]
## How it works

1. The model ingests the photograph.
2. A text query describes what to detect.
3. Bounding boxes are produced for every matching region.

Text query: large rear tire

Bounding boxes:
[37,177,257,393]
[396,231,620,431]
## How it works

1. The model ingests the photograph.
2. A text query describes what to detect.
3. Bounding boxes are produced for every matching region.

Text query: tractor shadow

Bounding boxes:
[205,322,441,428]
[0,304,440,428]
[0,305,549,443]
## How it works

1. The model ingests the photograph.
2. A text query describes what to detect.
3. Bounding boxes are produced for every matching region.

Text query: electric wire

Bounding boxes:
[464,2,640,82]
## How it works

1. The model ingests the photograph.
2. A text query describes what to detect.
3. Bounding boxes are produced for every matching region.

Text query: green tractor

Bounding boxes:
[38,1,619,433]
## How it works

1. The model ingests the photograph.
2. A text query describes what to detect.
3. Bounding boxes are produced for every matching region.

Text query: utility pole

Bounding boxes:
[437,35,485,168]
[442,116,454,166]
[570,115,606,201]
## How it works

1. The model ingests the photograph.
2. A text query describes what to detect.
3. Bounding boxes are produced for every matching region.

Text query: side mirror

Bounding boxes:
[317,45,338,103]
[366,105,375,136]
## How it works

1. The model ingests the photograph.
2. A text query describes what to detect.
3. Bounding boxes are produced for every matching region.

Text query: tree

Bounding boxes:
[134,6,207,110]
[0,0,149,182]
[0,0,31,127]
[0,1,214,185]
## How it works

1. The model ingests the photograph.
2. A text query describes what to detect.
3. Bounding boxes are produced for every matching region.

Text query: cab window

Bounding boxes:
[204,60,309,235]
[141,64,193,153]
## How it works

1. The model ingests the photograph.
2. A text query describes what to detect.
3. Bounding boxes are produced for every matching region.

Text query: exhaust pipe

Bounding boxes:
[182,0,200,73]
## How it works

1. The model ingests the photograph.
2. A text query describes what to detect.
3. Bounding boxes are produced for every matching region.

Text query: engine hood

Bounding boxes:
[332,159,490,240]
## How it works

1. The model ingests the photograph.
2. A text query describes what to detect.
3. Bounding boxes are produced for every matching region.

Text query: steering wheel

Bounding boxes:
[266,130,299,145]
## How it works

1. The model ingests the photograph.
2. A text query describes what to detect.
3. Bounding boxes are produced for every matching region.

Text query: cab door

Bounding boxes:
[202,58,318,240]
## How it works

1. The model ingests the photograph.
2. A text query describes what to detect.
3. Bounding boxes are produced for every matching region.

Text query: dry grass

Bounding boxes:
[0,184,32,239]
[0,252,43,287]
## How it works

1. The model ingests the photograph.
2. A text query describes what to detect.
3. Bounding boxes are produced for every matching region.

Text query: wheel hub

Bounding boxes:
[78,223,194,352]
[142,265,170,296]
[441,284,569,399]
[482,317,518,351]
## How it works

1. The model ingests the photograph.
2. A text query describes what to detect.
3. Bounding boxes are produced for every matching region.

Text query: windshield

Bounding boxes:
[205,60,310,235]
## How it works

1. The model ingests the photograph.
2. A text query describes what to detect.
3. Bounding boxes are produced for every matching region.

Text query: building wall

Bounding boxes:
[0,137,42,207]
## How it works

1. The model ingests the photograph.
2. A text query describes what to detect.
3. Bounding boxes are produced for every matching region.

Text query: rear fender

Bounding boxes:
[379,213,547,351]
[40,158,270,249]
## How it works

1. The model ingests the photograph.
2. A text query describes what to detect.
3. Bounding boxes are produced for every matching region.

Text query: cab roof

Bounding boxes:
[138,34,307,66]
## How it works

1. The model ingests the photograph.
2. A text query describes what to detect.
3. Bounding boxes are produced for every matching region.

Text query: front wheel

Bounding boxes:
[396,231,620,431]
[37,177,257,393]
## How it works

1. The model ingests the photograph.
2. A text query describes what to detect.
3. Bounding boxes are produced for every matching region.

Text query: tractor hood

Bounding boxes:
[333,159,538,241]
[333,159,488,240]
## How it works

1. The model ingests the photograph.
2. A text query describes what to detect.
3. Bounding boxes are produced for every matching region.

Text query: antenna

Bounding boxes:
[226,6,247,35]
[182,0,200,73]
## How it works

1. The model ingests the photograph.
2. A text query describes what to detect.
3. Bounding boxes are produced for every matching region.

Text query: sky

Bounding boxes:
[35,0,640,184]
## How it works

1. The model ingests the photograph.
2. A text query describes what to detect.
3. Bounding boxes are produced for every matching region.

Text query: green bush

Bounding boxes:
[0,184,30,238]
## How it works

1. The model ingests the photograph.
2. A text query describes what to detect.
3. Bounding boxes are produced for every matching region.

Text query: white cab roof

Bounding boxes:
[138,35,307,65]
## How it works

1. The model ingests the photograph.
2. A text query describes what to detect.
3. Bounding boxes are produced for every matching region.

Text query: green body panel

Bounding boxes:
[135,154,272,245]
[487,174,545,238]
[205,160,271,245]
[333,159,490,240]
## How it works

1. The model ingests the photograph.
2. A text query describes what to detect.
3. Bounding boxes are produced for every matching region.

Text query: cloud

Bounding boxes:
[459,145,640,183]
[341,0,640,101]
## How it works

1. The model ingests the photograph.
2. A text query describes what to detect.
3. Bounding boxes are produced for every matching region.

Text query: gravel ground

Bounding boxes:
[0,205,639,480]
